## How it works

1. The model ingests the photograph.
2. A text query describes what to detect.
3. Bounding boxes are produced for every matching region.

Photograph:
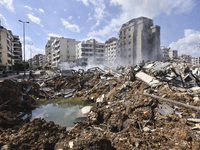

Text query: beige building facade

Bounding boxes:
[0,26,22,71]
[105,37,119,65]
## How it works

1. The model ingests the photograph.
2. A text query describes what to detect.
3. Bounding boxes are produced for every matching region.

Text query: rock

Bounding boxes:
[143,127,151,132]
[157,103,174,117]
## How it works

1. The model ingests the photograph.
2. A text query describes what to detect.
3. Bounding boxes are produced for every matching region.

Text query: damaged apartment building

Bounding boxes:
[118,17,160,65]
[76,39,105,66]
[45,37,76,69]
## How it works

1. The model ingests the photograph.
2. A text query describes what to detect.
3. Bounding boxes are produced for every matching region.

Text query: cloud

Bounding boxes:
[0,0,14,12]
[169,29,200,57]
[25,45,44,60]
[48,33,63,38]
[68,16,73,20]
[19,36,32,44]
[38,8,44,13]
[77,0,89,6]
[88,0,196,38]
[0,13,8,27]
[77,0,106,29]
[24,6,44,13]
[27,14,43,27]
[25,36,32,41]
[24,5,32,11]
[61,19,80,32]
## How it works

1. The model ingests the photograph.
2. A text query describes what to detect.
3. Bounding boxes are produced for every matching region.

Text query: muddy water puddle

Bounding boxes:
[29,98,92,127]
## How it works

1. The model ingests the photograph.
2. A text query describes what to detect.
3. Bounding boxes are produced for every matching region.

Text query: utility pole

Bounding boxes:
[18,20,29,78]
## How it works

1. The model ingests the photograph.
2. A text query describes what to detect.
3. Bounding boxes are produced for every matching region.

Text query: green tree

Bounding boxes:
[13,61,29,71]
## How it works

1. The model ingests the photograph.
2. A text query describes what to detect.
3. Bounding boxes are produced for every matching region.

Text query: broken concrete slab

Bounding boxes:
[136,72,161,87]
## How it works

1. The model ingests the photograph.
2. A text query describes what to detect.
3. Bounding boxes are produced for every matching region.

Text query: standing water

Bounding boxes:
[30,98,92,127]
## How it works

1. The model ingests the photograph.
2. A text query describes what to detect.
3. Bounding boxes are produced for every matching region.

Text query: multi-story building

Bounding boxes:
[118,17,160,65]
[76,39,105,66]
[169,50,178,59]
[0,26,15,71]
[45,37,76,69]
[45,37,55,69]
[179,54,192,63]
[32,54,40,68]
[32,54,45,68]
[105,37,119,65]
[192,57,200,66]
[160,46,170,59]
[13,35,22,62]
[51,37,76,68]
[41,55,46,68]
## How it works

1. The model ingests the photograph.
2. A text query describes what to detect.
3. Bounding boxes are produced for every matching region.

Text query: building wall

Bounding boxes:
[118,17,160,65]
[179,54,192,63]
[0,26,17,71]
[192,57,200,66]
[161,46,170,59]
[13,35,22,62]
[49,37,76,68]
[169,50,178,59]
[105,37,119,65]
[45,37,55,68]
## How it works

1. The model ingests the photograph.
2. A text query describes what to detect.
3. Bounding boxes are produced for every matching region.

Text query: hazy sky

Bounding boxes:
[0,0,200,60]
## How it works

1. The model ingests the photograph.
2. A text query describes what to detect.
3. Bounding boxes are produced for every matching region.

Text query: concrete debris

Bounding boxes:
[136,72,161,87]
[1,59,200,149]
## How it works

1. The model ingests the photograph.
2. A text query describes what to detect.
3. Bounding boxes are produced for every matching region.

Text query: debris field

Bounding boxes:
[1,59,200,149]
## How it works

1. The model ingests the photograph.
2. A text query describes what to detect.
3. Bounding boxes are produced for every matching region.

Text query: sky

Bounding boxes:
[0,0,200,60]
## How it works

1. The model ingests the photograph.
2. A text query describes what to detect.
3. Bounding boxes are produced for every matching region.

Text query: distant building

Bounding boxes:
[0,26,22,71]
[192,56,200,66]
[179,54,192,63]
[169,49,178,59]
[32,54,43,68]
[160,46,170,59]
[118,17,160,65]
[105,37,119,65]
[76,39,105,66]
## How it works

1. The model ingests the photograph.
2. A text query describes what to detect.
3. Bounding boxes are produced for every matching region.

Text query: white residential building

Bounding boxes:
[45,37,55,68]
[192,57,200,66]
[76,39,105,66]
[45,37,76,69]
[105,37,119,65]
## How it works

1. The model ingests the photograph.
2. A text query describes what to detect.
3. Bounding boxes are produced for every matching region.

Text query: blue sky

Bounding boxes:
[0,0,200,60]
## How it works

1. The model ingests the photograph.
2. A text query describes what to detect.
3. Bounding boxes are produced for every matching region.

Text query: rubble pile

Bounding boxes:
[1,60,200,149]
[0,79,36,130]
